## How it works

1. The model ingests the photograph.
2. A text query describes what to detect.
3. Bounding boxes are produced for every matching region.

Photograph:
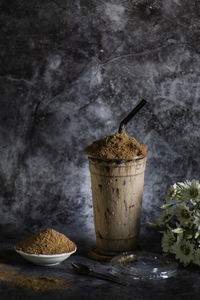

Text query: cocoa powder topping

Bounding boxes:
[84,128,147,159]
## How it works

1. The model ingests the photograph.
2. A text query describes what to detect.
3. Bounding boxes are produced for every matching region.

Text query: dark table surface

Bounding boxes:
[0,235,200,300]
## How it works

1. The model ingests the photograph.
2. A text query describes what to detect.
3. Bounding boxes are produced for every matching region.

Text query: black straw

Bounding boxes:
[118,99,147,133]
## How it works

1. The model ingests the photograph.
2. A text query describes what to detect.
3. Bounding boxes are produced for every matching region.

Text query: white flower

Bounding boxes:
[171,239,194,266]
[165,184,177,202]
[175,203,193,228]
[176,182,185,189]
[161,230,176,253]
[193,211,200,231]
[181,180,200,202]
[150,179,200,267]
[193,248,200,266]
[157,209,173,226]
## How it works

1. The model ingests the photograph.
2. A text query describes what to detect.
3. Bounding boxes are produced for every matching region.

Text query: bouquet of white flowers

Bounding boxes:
[150,179,200,266]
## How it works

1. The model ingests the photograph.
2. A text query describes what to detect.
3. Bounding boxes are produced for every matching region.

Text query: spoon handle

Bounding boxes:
[87,270,130,286]
[71,263,129,286]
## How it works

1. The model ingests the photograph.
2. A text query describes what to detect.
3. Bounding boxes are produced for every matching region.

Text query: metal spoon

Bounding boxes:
[71,262,129,286]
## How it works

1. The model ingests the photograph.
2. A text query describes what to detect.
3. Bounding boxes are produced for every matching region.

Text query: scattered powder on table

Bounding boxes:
[0,269,71,291]
[0,251,71,291]
[15,228,76,255]
[0,270,18,282]
[84,128,147,159]
[15,275,70,292]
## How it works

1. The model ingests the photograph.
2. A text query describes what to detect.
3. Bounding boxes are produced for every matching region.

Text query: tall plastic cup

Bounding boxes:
[88,155,147,255]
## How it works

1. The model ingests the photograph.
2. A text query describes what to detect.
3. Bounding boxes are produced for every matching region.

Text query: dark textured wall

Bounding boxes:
[0,0,200,243]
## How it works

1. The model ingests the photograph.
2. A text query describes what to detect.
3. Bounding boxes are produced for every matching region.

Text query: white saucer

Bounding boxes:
[15,246,77,266]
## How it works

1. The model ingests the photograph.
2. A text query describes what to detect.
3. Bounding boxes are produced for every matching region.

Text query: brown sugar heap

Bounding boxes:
[15,228,76,255]
[84,128,147,159]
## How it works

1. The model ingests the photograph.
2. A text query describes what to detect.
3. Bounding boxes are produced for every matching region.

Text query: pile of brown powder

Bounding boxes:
[84,128,147,159]
[15,228,76,255]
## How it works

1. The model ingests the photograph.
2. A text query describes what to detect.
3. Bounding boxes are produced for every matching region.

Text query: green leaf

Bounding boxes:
[166,224,172,231]
[190,200,197,206]
[148,222,158,227]
[195,231,200,239]
[185,234,193,239]
[176,195,181,198]
[176,182,184,189]
[160,203,174,209]
[172,228,184,234]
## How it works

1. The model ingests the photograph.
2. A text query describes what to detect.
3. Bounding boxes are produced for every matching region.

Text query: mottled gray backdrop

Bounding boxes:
[0,0,200,248]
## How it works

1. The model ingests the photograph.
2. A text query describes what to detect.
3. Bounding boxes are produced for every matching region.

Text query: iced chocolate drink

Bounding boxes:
[85,129,147,256]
